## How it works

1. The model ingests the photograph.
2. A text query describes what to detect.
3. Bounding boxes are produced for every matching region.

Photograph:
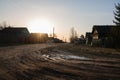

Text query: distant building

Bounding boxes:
[47,37,64,43]
[85,32,92,45]
[0,27,30,44]
[28,33,48,43]
[92,25,115,47]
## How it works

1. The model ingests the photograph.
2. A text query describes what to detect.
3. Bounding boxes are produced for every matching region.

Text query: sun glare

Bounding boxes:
[28,19,53,34]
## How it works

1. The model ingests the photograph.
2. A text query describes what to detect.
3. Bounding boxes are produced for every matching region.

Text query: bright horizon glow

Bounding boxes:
[28,19,53,34]
[0,0,120,41]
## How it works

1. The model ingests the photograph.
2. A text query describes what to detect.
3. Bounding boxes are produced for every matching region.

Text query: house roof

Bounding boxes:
[91,25,120,38]
[29,33,48,38]
[0,27,30,35]
[1,27,29,34]
[85,32,92,38]
[30,33,48,36]
[92,25,116,34]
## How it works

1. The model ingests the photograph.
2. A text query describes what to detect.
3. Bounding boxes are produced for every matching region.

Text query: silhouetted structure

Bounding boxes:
[92,25,115,47]
[53,38,64,43]
[0,27,29,44]
[47,37,64,43]
[28,33,48,43]
[85,32,92,45]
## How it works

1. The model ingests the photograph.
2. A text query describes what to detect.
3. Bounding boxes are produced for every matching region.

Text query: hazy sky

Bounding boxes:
[0,0,120,41]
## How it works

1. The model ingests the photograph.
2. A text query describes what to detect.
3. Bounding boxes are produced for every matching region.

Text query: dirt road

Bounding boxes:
[0,43,120,80]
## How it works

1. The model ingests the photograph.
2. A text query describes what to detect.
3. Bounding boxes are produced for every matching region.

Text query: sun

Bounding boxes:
[28,19,53,34]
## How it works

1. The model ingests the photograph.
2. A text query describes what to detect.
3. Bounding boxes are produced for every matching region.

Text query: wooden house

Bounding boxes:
[0,27,30,44]
[85,32,92,45]
[92,25,115,47]
[28,33,48,43]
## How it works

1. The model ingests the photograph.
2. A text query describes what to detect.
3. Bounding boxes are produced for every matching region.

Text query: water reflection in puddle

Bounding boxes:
[65,55,88,60]
[42,54,89,60]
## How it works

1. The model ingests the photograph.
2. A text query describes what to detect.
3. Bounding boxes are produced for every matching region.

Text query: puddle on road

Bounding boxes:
[41,54,89,60]
[65,55,88,60]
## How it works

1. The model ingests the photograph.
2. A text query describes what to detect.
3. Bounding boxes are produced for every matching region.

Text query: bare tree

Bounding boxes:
[69,27,78,43]
[0,21,8,30]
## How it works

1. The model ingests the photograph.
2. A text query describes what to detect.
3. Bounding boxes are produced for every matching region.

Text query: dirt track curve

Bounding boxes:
[0,43,120,80]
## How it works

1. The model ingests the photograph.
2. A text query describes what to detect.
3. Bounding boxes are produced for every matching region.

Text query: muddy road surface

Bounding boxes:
[0,43,120,80]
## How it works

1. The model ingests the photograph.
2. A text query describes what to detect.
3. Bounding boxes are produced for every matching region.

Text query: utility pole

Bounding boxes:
[53,27,54,39]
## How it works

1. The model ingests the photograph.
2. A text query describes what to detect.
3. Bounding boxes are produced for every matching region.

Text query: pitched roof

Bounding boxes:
[92,25,116,34]
[85,32,92,37]
[0,27,30,35]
